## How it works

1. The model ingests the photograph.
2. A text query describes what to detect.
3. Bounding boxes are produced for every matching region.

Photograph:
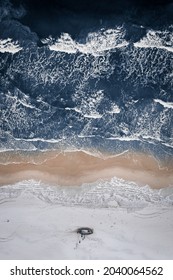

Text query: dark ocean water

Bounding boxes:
[0,0,173,160]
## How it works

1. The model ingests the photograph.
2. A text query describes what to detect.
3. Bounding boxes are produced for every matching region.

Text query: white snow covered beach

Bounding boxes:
[0,179,173,260]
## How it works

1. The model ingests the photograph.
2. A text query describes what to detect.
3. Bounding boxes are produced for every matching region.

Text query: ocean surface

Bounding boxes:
[0,0,173,159]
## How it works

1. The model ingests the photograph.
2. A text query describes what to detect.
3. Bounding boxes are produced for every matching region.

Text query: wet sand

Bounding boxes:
[0,150,173,188]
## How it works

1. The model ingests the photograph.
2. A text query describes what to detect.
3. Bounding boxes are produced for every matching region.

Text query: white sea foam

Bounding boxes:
[43,27,173,55]
[71,90,104,119]
[65,107,102,117]
[5,90,36,109]
[42,27,129,55]
[67,106,103,119]
[13,137,63,143]
[107,136,139,141]
[0,38,22,53]
[107,104,121,114]
[134,29,173,52]
[154,99,173,109]
[83,113,102,119]
[163,143,173,148]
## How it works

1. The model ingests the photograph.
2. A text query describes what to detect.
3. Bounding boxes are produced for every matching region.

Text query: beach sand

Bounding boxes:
[0,150,173,188]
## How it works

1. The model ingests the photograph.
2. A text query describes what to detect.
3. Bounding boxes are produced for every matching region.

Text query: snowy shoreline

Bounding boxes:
[0,180,173,260]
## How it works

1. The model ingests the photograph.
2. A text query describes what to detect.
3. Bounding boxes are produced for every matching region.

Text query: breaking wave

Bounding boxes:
[0,1,173,161]
[134,27,173,53]
[0,38,22,53]
[42,27,128,55]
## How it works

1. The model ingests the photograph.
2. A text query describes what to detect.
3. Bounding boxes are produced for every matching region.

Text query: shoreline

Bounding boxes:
[0,150,173,189]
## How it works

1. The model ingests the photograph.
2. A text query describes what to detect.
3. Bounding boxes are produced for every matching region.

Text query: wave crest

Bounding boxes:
[0,38,22,53]
[42,27,128,55]
[134,28,173,53]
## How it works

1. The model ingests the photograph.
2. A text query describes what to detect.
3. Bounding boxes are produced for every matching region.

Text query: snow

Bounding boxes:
[0,181,173,260]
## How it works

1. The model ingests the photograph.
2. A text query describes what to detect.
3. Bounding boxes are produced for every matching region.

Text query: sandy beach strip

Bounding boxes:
[0,150,173,188]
